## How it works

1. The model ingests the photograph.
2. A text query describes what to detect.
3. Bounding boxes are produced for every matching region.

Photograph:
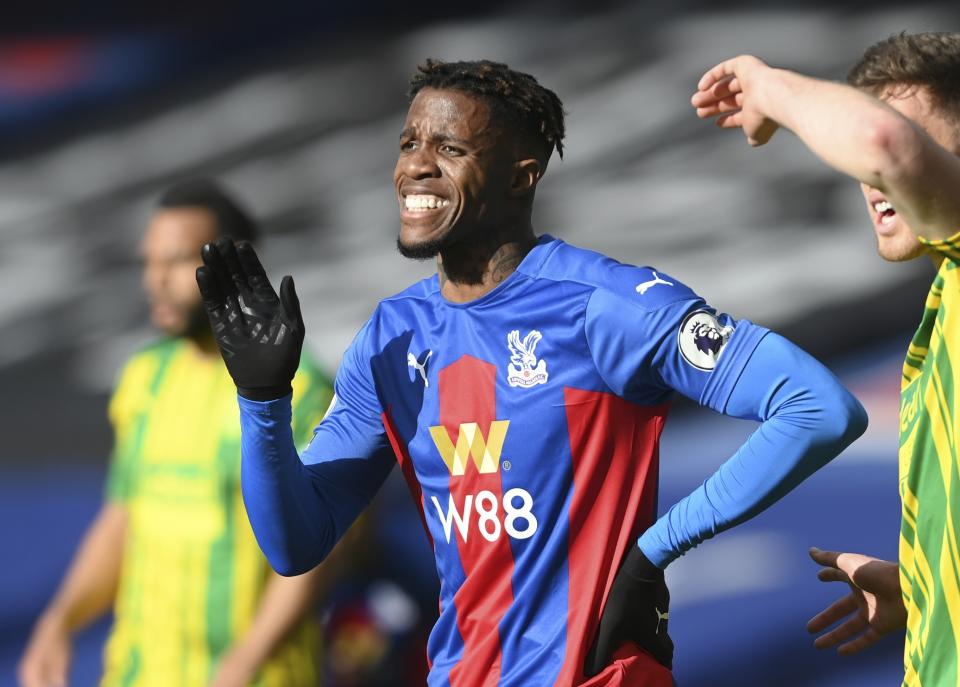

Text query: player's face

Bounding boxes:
[394,87,512,258]
[141,208,219,336]
[860,86,960,262]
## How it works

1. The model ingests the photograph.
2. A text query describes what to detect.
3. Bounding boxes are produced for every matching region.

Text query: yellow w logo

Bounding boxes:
[428,421,510,476]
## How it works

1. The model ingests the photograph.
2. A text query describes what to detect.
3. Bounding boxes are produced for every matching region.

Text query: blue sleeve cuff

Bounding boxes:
[237,391,293,417]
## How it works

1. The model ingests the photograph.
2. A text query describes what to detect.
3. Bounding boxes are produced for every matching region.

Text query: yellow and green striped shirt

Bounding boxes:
[900,231,960,687]
[101,337,332,687]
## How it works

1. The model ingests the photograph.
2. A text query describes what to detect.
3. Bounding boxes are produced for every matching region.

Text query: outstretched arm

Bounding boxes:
[692,55,960,241]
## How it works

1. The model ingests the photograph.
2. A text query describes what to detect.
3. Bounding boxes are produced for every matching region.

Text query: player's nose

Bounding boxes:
[402,146,441,180]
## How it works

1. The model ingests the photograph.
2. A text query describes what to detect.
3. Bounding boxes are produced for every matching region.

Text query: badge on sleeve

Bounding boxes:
[678,310,733,371]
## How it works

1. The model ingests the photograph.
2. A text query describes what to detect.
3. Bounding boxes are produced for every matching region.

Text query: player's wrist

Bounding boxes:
[217,642,264,679]
[238,385,293,402]
[36,607,73,636]
[621,545,663,581]
[756,67,804,128]
[877,559,902,595]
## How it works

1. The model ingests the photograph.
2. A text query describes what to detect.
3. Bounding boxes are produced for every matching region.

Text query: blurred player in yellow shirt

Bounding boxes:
[19,180,335,687]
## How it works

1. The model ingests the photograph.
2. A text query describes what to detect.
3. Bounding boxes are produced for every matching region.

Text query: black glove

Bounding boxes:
[195,238,304,401]
[584,545,673,676]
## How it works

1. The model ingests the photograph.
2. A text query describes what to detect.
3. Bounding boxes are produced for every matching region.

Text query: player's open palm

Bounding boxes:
[807,547,906,655]
[691,55,780,147]
[196,238,304,401]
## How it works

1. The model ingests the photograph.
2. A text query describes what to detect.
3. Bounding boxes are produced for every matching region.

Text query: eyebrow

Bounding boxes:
[399,128,471,147]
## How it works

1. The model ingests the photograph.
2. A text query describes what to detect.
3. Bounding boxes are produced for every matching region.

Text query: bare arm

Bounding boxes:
[210,525,358,687]
[692,55,960,241]
[19,502,127,687]
[209,565,329,687]
[42,502,127,628]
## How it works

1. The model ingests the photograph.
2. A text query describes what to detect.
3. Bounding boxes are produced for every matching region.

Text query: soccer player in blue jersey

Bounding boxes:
[196,59,868,686]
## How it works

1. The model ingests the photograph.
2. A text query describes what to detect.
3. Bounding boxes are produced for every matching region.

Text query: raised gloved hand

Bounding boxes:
[195,238,304,401]
[584,545,673,676]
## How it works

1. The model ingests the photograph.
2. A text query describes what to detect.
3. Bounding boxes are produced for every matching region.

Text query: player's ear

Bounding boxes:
[509,157,542,197]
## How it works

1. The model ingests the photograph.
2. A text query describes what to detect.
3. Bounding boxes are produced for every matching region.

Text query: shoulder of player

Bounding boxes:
[116,336,183,381]
[938,256,960,282]
[378,273,439,306]
[110,337,182,418]
[530,238,697,312]
[362,274,439,332]
[339,276,438,364]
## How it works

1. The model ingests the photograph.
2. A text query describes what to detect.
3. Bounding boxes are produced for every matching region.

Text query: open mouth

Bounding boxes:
[403,194,449,212]
[873,199,897,225]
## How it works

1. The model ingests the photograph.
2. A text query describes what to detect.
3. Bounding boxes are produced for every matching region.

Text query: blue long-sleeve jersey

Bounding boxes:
[238,235,867,686]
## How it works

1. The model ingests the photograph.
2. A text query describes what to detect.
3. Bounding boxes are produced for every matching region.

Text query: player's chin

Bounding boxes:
[876,233,925,263]
[152,303,202,338]
[396,227,448,261]
[153,314,189,337]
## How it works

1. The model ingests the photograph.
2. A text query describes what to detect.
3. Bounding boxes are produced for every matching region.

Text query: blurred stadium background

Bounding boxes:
[1,1,956,685]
